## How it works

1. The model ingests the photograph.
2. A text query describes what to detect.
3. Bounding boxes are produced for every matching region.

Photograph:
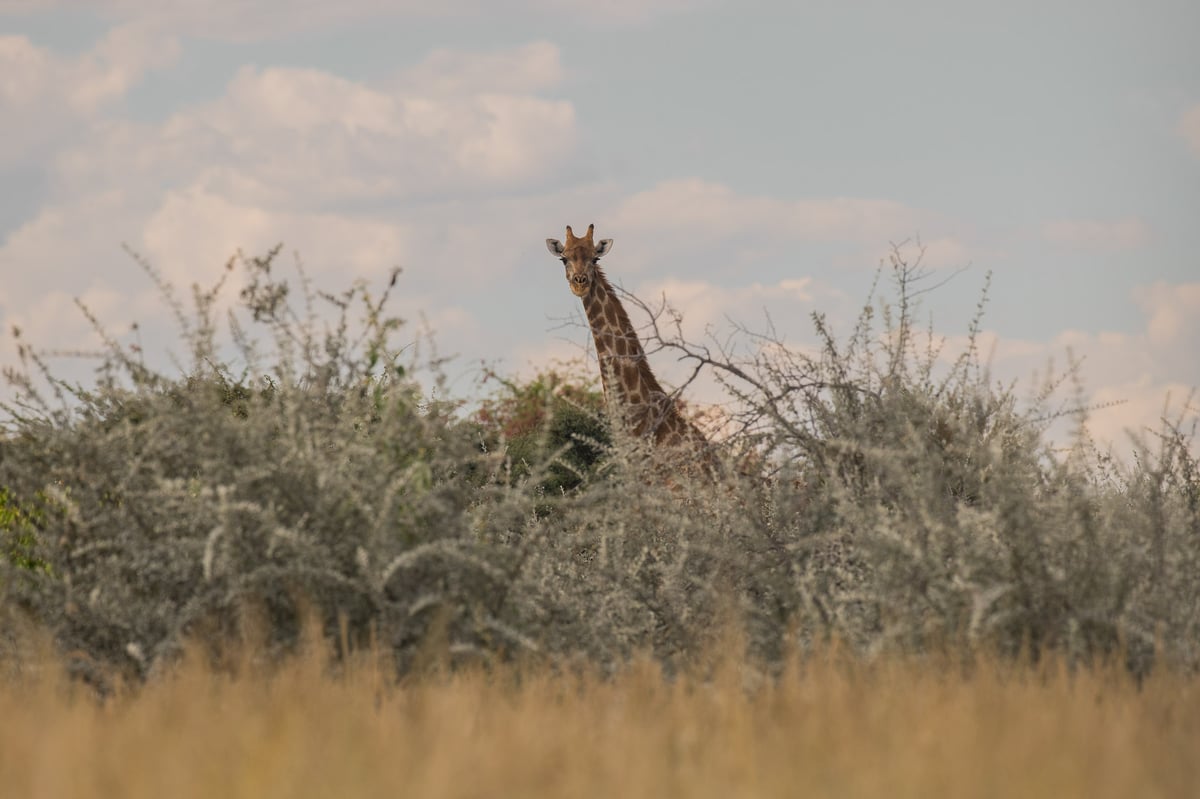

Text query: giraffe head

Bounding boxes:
[545,224,613,297]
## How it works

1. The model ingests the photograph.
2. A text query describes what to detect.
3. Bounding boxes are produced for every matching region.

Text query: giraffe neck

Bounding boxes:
[578,269,714,465]
[579,268,711,446]
[581,269,665,404]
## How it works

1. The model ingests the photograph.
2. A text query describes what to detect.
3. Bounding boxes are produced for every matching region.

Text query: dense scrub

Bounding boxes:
[1,248,1197,689]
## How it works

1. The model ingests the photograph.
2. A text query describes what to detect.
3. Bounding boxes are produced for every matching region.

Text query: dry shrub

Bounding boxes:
[1,246,1197,690]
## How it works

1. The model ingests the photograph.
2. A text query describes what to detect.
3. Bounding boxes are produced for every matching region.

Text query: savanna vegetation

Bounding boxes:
[2,625,1196,799]
[1,246,1197,796]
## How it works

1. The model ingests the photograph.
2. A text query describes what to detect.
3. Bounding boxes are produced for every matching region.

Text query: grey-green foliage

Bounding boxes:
[1,246,1197,689]
[623,251,1200,674]
[0,249,540,686]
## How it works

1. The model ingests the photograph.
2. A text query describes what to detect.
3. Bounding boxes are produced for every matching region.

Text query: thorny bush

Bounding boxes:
[1,246,1197,691]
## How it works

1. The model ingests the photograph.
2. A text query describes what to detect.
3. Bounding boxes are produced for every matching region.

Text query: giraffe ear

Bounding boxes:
[595,239,613,258]
[546,238,564,257]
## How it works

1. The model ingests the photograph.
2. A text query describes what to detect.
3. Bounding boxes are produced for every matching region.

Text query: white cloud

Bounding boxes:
[0,185,466,399]
[9,40,579,278]
[1136,281,1200,345]
[141,188,410,287]
[0,25,177,112]
[866,236,979,273]
[1132,281,1200,386]
[0,191,145,304]
[1180,103,1200,158]
[0,24,179,165]
[611,179,925,244]
[1085,379,1196,453]
[73,22,181,109]
[1042,217,1150,252]
[6,286,145,355]
[52,54,578,211]
[1,186,407,341]
[599,179,955,280]
[1,281,171,405]
[633,276,816,343]
[928,280,1200,455]
[394,41,564,96]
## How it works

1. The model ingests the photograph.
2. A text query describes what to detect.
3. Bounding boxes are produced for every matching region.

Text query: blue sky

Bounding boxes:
[1,0,1197,449]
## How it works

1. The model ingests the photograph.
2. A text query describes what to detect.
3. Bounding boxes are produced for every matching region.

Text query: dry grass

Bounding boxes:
[1,638,1196,799]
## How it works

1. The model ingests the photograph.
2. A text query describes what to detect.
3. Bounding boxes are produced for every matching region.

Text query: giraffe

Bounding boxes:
[544,224,713,466]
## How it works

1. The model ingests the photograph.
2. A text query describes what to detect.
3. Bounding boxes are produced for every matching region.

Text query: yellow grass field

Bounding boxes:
[2,643,1197,799]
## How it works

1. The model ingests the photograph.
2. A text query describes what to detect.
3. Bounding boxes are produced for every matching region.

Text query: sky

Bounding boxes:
[1,0,1197,453]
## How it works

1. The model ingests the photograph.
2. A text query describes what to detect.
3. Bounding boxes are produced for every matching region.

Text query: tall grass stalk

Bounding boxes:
[0,634,1195,799]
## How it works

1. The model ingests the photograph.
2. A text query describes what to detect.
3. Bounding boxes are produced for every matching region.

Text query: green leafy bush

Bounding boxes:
[0,487,50,575]
[473,364,609,494]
